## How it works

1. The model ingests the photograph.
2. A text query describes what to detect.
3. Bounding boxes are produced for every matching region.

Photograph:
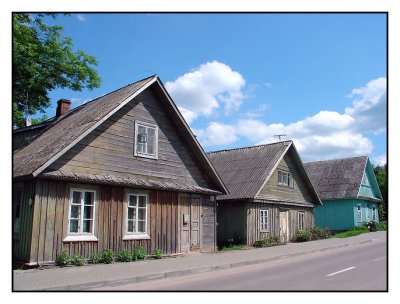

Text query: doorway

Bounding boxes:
[180,196,201,251]
[279,210,289,243]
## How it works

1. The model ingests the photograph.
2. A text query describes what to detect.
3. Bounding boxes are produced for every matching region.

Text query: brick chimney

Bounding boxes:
[56,99,71,117]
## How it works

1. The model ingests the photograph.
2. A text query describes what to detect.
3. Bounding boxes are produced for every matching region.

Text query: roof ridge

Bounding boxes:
[206,140,292,155]
[304,155,368,164]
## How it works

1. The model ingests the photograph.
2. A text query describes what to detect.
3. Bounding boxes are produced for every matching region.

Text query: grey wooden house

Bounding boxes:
[13,75,227,266]
[304,156,382,231]
[207,141,321,246]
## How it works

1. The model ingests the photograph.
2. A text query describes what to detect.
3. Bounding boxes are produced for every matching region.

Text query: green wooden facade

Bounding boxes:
[313,158,382,231]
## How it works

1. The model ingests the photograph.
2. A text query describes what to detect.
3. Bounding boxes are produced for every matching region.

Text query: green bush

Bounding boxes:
[118,250,132,262]
[72,254,85,266]
[376,221,387,231]
[134,246,147,260]
[90,252,102,264]
[56,251,70,267]
[308,227,331,240]
[253,236,281,248]
[102,249,115,264]
[292,230,312,242]
[152,248,162,259]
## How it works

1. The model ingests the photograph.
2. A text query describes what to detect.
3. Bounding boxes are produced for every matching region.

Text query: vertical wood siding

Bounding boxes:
[258,150,314,204]
[201,197,216,251]
[314,199,355,231]
[24,179,212,263]
[246,202,314,245]
[13,180,36,263]
[48,88,212,188]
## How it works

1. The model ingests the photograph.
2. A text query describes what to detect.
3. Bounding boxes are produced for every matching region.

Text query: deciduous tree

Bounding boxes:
[13,13,101,127]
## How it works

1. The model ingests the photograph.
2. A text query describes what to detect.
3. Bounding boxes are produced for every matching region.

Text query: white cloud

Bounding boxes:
[193,122,238,147]
[345,77,387,134]
[165,61,246,123]
[195,77,385,162]
[371,154,387,166]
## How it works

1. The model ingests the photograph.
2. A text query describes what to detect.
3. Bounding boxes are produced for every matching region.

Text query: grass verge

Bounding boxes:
[219,244,246,252]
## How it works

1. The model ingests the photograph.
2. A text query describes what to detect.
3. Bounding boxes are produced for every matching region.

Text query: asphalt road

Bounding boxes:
[94,234,387,291]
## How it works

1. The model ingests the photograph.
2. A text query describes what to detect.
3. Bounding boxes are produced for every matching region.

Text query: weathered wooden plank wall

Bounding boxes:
[201,197,216,251]
[13,180,36,263]
[48,88,211,188]
[246,202,314,245]
[24,179,192,263]
[258,149,314,204]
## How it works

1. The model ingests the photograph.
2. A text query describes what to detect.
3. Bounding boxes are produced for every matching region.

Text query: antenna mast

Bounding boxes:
[274,134,287,141]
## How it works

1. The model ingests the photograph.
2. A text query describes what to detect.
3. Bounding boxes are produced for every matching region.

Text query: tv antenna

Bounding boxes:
[274,134,287,141]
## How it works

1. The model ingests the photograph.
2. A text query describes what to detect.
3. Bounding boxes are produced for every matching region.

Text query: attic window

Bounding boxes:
[278,170,294,188]
[134,121,158,159]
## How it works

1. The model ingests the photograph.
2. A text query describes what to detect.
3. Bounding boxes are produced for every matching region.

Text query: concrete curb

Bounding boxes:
[40,239,373,291]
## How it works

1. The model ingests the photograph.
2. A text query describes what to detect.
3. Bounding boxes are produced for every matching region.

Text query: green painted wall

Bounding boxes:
[352,199,380,226]
[314,199,355,231]
[314,198,380,231]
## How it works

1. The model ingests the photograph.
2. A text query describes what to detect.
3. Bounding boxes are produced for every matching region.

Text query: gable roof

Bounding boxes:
[207,140,321,204]
[304,155,371,200]
[13,76,228,195]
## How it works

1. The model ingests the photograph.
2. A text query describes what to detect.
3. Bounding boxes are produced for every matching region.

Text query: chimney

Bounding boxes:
[56,99,71,117]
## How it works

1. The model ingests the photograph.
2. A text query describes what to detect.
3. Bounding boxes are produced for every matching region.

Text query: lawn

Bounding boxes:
[218,244,246,252]
[332,226,369,238]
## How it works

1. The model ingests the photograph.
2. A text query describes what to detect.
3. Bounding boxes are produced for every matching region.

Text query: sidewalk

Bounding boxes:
[13,231,386,291]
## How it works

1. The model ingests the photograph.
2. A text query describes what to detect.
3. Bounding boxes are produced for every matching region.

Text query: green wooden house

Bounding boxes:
[304,156,382,231]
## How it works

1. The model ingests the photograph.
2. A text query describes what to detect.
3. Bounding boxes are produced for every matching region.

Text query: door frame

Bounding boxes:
[279,209,289,243]
[178,193,202,252]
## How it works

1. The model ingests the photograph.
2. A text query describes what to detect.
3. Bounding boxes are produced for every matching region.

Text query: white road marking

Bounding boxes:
[326,267,356,277]
[372,256,386,262]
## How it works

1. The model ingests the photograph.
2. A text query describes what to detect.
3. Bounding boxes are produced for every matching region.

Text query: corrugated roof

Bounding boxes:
[13,76,157,178]
[304,156,368,200]
[206,141,291,200]
[42,170,222,195]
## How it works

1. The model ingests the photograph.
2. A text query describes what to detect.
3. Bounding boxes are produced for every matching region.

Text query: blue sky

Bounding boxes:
[39,13,387,164]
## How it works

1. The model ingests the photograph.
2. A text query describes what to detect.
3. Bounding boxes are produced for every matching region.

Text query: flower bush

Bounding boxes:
[253,236,281,247]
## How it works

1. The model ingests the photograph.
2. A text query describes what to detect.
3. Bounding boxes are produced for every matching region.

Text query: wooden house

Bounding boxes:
[304,156,382,231]
[206,141,322,246]
[12,76,227,266]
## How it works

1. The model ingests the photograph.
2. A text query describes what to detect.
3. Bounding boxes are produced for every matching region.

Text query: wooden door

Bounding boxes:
[180,196,191,252]
[180,196,201,251]
[190,197,201,249]
[279,211,288,243]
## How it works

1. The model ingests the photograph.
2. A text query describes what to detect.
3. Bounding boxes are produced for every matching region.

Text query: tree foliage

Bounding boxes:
[13,13,101,127]
[374,164,387,221]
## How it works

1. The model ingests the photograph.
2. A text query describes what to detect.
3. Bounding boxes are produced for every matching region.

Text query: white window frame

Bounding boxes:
[372,205,377,221]
[357,204,362,222]
[260,209,269,232]
[134,121,158,159]
[64,188,98,242]
[123,191,150,240]
[298,211,305,231]
[278,170,294,188]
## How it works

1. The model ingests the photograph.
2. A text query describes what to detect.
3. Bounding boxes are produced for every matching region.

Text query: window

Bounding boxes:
[134,121,158,159]
[13,187,23,236]
[125,192,149,238]
[357,205,362,222]
[260,209,269,232]
[298,211,305,231]
[278,170,293,188]
[68,189,96,236]
[372,206,376,221]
